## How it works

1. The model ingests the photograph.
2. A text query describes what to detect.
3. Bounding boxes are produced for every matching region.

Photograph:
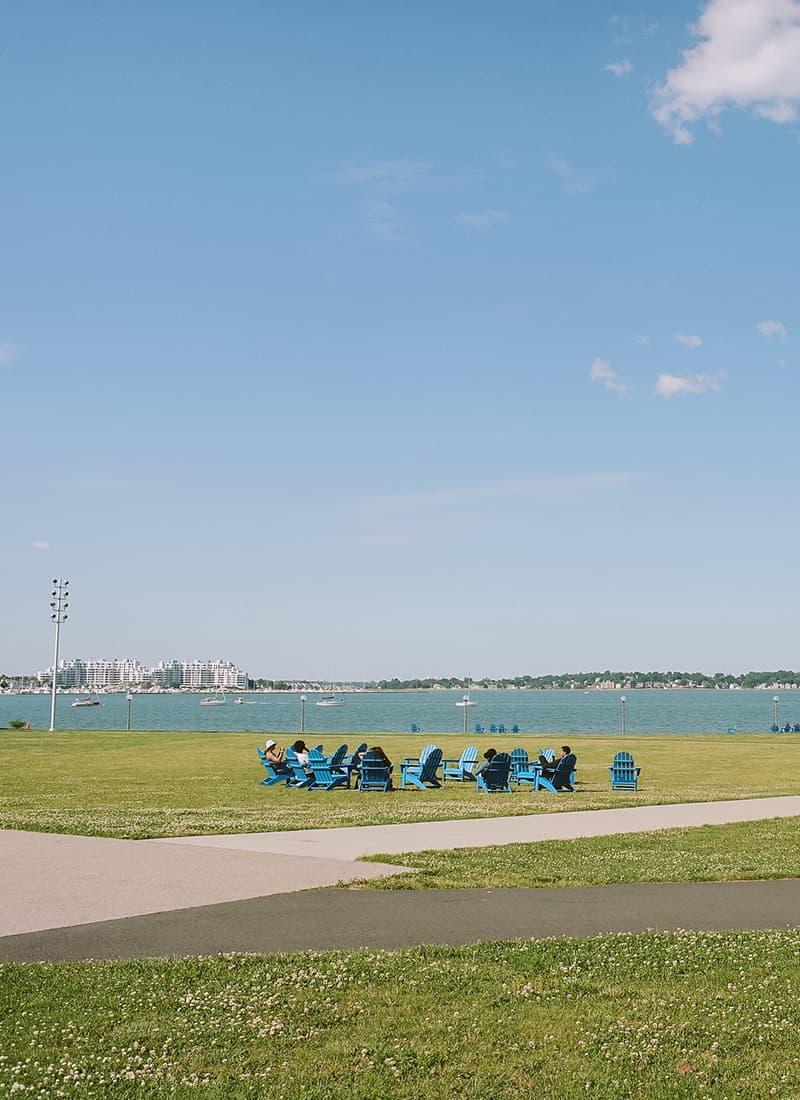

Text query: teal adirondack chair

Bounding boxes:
[609,750,641,790]
[307,748,348,791]
[442,745,478,782]
[256,747,293,786]
[476,752,512,793]
[401,747,443,789]
[284,747,314,788]
[359,750,393,792]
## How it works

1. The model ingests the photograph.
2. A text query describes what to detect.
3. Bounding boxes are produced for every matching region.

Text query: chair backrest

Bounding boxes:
[498,724,506,734]
[360,749,391,788]
[509,747,528,776]
[539,747,556,762]
[410,723,420,733]
[284,747,308,781]
[511,725,520,734]
[256,747,267,762]
[313,744,324,753]
[329,744,348,767]
[308,748,339,784]
[419,747,443,782]
[482,751,511,789]
[419,744,437,765]
[611,751,634,768]
[459,745,478,772]
[355,742,368,754]
[474,723,484,734]
[610,750,636,782]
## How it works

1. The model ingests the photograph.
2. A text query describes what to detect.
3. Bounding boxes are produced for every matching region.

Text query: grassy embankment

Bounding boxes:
[1,728,799,838]
[360,815,800,889]
[3,930,800,1098]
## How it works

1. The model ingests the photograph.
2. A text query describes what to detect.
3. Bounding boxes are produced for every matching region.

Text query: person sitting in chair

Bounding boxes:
[542,745,576,791]
[471,747,497,779]
[264,738,290,774]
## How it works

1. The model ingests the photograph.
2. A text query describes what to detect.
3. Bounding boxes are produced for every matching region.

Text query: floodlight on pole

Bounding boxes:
[773,695,780,730]
[49,579,69,732]
[620,695,627,736]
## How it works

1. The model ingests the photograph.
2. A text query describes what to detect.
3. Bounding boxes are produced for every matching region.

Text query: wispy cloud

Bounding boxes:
[366,200,407,243]
[604,58,633,77]
[674,332,703,348]
[31,541,49,551]
[371,472,643,511]
[454,210,509,230]
[324,159,431,193]
[652,0,800,143]
[757,319,787,339]
[655,372,725,398]
[544,150,593,196]
[0,341,24,365]
[590,357,630,396]
[632,334,650,346]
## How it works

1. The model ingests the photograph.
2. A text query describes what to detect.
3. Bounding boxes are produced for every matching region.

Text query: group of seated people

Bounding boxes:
[264,739,395,786]
[264,739,577,791]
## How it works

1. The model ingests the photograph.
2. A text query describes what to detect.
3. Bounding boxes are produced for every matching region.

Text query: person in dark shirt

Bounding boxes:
[541,745,577,791]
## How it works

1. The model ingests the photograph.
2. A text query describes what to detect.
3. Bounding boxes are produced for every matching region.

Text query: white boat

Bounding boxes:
[200,691,226,706]
[315,694,345,707]
[70,693,100,708]
[234,697,246,705]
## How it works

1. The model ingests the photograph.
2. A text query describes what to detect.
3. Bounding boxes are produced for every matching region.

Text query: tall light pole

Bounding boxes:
[299,694,306,734]
[620,695,627,736]
[773,695,780,731]
[462,695,469,736]
[126,691,133,732]
[48,579,69,732]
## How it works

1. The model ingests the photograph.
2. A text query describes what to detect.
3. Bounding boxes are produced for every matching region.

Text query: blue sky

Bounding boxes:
[3,0,800,678]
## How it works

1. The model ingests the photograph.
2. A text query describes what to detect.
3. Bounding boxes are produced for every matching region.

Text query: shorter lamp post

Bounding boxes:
[773,695,780,731]
[299,694,306,734]
[461,695,469,736]
[620,695,627,735]
[126,692,133,731]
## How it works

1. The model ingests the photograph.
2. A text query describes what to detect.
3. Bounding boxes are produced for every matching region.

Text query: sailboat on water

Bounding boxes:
[200,690,227,706]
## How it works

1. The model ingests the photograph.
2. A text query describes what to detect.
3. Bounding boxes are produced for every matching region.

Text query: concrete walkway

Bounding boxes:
[155,795,800,859]
[3,795,800,942]
[3,879,800,962]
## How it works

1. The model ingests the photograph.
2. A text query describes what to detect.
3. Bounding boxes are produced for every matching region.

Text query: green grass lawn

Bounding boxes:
[1,728,799,838]
[2,930,800,1098]
[359,815,800,890]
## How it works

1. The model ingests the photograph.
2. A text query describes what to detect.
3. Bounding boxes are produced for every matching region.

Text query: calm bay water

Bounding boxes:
[0,689,794,736]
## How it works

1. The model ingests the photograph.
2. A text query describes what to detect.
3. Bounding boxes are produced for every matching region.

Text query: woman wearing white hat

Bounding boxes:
[264,739,289,773]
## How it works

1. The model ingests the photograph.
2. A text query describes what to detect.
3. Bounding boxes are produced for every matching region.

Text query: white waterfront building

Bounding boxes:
[52,657,248,690]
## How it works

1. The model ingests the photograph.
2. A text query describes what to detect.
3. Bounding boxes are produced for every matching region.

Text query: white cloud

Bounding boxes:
[655,371,725,397]
[544,150,593,196]
[0,341,23,365]
[604,58,633,77]
[652,0,800,143]
[366,200,407,243]
[371,473,643,511]
[31,541,49,551]
[454,210,509,230]
[757,318,787,338]
[632,333,651,345]
[674,332,703,348]
[324,159,431,192]
[590,357,630,396]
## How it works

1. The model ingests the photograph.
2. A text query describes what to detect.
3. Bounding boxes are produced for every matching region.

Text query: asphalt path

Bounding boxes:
[3,878,800,962]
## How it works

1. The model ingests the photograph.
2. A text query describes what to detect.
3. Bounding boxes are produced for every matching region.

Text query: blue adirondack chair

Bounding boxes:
[256,747,293,786]
[794,724,800,733]
[359,749,393,792]
[410,723,421,733]
[442,745,478,782]
[307,748,348,791]
[327,743,348,767]
[511,724,520,734]
[609,750,641,790]
[509,747,528,780]
[284,747,314,788]
[476,751,512,793]
[489,724,497,734]
[474,723,485,734]
[402,743,437,767]
[313,744,324,753]
[539,747,556,763]
[401,747,443,789]
[498,724,506,734]
[770,724,780,732]
[345,742,368,765]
